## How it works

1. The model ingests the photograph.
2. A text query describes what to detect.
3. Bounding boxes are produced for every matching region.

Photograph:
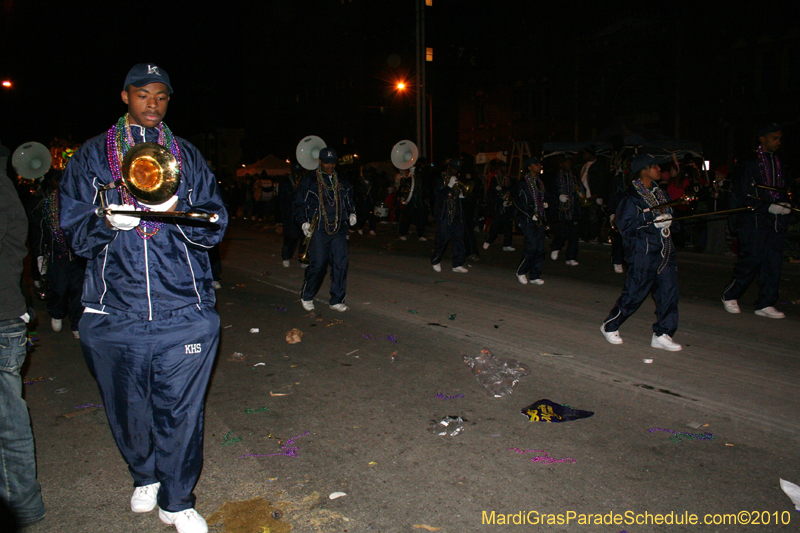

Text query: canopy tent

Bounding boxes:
[543,120,703,160]
[236,154,291,178]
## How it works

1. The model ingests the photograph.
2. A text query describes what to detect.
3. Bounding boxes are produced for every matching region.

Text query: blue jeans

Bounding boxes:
[0,318,45,524]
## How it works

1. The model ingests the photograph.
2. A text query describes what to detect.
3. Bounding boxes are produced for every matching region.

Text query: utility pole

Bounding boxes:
[415,0,428,160]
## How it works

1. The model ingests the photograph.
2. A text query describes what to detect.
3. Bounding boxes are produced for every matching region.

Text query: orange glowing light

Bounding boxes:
[2,81,12,88]
[396,82,406,90]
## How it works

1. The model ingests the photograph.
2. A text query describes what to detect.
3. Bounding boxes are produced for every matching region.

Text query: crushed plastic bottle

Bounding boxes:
[462,349,531,398]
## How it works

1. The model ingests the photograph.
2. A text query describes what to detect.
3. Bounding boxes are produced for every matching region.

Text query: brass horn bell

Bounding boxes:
[120,142,180,204]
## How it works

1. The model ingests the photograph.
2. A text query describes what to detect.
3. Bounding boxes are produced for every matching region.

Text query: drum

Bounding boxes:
[374,203,389,218]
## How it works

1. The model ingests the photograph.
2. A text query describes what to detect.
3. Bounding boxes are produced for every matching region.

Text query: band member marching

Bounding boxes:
[549,156,581,265]
[294,147,357,311]
[600,154,682,351]
[398,167,429,241]
[431,158,468,273]
[279,162,304,267]
[515,157,547,285]
[483,161,516,251]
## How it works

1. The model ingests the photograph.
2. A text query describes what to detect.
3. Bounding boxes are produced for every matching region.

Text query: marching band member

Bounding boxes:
[431,158,468,273]
[549,156,581,266]
[59,64,228,533]
[398,167,429,241]
[279,162,304,267]
[722,123,791,319]
[294,147,356,311]
[600,154,682,351]
[514,157,547,285]
[483,161,516,251]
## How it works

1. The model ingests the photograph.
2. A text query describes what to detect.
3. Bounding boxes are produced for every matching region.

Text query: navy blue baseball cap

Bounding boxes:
[630,154,659,175]
[319,147,337,163]
[123,64,173,94]
[524,157,541,167]
[756,122,781,137]
[448,157,461,169]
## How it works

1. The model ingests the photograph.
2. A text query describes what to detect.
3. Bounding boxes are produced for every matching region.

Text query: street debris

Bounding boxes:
[435,393,464,400]
[362,333,398,344]
[270,391,293,397]
[779,479,800,510]
[253,362,265,367]
[390,351,398,362]
[324,319,344,327]
[229,352,246,362]
[346,349,359,356]
[463,349,530,397]
[413,525,442,531]
[329,492,347,500]
[239,431,310,458]
[648,427,715,442]
[508,448,576,464]
[521,399,594,422]
[250,328,260,333]
[448,314,457,320]
[286,328,303,344]
[23,377,46,386]
[408,310,419,314]
[429,416,467,436]
[244,407,269,414]
[221,431,242,446]
[54,388,68,394]
[275,306,287,312]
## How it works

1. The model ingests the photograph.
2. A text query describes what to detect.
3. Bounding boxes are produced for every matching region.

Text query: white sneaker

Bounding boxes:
[399,235,407,241]
[550,250,559,260]
[51,318,62,332]
[159,508,208,533]
[565,260,579,266]
[131,482,160,513]
[530,278,544,285]
[452,266,468,273]
[418,236,427,242]
[482,242,490,250]
[600,324,623,345]
[212,281,222,290]
[613,264,623,274]
[330,303,349,312]
[369,230,376,236]
[755,306,785,319]
[72,330,80,339]
[722,299,740,314]
[432,263,442,272]
[282,260,290,268]
[517,274,528,285]
[502,246,516,251]
[301,300,315,311]
[651,333,682,351]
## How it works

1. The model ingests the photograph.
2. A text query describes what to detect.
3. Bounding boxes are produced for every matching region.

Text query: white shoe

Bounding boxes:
[131,482,160,513]
[722,299,740,314]
[369,230,376,236]
[159,508,208,533]
[452,266,468,273]
[282,260,290,268]
[301,300,315,311]
[212,281,222,290]
[432,263,442,272]
[614,264,623,274]
[482,242,490,250]
[72,330,80,339]
[550,250,559,260]
[358,229,363,235]
[418,236,427,242]
[399,235,407,241]
[651,333,682,351]
[600,324,623,345]
[755,306,785,319]
[502,246,516,251]
[51,318,62,332]
[530,278,544,285]
[565,260,579,266]
[330,303,349,312]
[517,274,528,285]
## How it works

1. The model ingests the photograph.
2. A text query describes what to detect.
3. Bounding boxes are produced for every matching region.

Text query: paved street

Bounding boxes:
[20,220,800,532]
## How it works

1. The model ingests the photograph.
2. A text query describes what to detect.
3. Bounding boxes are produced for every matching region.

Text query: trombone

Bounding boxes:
[298,210,320,264]
[96,143,219,223]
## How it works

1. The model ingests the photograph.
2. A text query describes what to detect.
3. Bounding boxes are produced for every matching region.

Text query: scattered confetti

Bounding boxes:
[436,393,465,400]
[239,431,310,458]
[244,407,270,414]
[74,403,103,409]
[509,448,576,464]
[221,431,242,446]
[275,306,287,312]
[23,377,45,386]
[362,334,398,344]
[648,427,715,442]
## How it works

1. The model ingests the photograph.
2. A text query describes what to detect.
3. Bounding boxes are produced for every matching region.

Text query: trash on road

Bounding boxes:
[329,492,347,500]
[286,328,303,344]
[779,479,800,510]
[390,351,398,362]
[508,448,576,464]
[324,319,344,327]
[229,352,246,362]
[253,362,265,367]
[250,328,260,333]
[648,427,715,442]
[23,377,46,386]
[448,314,457,320]
[244,407,269,413]
[643,358,653,364]
[270,391,293,397]
[435,393,464,400]
[413,525,442,531]
[463,349,530,398]
[430,416,467,436]
[239,431,310,458]
[521,399,594,422]
[221,431,242,446]
[275,306,287,312]
[54,388,68,394]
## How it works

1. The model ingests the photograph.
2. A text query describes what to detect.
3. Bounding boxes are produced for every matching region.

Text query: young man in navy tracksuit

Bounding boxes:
[60,64,228,533]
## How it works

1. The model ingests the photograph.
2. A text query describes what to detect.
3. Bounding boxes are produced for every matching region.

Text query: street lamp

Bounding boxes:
[2,81,12,89]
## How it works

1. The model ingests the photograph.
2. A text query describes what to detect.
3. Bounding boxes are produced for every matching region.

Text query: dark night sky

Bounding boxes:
[1,1,796,165]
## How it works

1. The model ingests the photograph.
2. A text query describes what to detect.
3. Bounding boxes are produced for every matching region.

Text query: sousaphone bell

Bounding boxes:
[12,142,52,180]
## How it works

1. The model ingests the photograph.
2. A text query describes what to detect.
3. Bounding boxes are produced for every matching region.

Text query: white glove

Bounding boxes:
[769,203,791,215]
[503,200,511,208]
[106,204,140,231]
[596,198,604,205]
[302,222,312,237]
[543,202,549,209]
[140,195,178,212]
[448,176,458,188]
[349,213,357,226]
[496,186,503,191]
[559,194,568,203]
[653,214,673,229]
